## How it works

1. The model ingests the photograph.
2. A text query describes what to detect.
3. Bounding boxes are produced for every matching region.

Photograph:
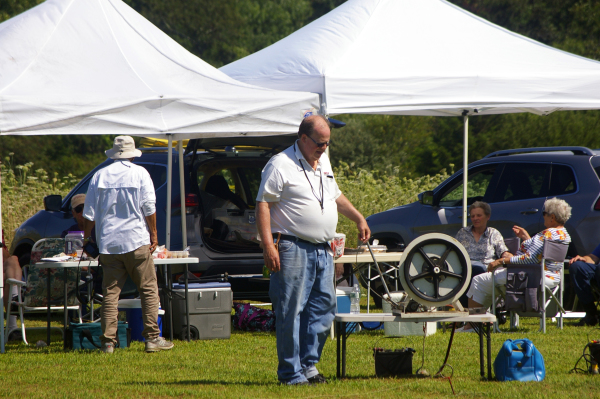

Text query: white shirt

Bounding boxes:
[83,160,156,254]
[256,141,342,243]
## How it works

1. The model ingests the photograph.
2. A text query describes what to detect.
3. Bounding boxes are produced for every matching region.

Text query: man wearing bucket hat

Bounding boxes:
[82,136,173,353]
[256,115,370,385]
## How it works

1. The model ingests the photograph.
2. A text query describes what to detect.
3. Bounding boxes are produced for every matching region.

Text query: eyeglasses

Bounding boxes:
[74,205,84,213]
[307,135,330,148]
[542,211,548,216]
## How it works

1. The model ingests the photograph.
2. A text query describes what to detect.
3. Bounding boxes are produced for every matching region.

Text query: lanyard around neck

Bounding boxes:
[294,143,324,212]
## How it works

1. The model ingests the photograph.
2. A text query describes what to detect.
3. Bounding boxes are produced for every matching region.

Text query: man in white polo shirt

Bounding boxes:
[256,115,370,385]
[82,136,173,354]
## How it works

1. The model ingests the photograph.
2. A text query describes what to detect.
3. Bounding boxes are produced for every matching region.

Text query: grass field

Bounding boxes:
[1,310,598,398]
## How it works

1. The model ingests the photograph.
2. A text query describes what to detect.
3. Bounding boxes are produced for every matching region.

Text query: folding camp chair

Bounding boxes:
[492,238,569,333]
[4,238,83,345]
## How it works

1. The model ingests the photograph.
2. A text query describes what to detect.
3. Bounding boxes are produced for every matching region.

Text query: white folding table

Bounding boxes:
[32,257,199,345]
[334,312,497,380]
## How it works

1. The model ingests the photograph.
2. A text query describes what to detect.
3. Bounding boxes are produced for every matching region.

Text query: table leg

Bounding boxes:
[47,270,51,344]
[64,268,68,330]
[168,264,173,341]
[479,322,484,378]
[184,263,190,342]
[342,322,347,378]
[486,323,492,380]
[336,322,340,378]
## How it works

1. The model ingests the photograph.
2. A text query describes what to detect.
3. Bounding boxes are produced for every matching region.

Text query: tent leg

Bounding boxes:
[165,136,173,340]
[0,172,5,353]
[462,112,469,228]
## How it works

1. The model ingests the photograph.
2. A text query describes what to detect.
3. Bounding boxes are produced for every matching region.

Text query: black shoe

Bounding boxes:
[574,315,599,327]
[307,374,328,384]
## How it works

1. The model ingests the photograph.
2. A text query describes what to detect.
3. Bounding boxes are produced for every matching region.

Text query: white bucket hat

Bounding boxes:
[105,136,142,159]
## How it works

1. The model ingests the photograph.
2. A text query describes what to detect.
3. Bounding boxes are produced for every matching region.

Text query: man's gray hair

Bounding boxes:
[544,197,572,225]
[469,201,491,217]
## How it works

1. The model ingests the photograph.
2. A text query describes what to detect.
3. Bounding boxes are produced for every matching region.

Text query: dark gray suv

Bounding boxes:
[364,146,600,307]
[367,146,600,258]
[10,135,298,301]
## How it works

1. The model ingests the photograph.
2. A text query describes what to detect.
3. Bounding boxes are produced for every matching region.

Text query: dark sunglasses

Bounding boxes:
[74,205,84,213]
[542,211,549,216]
[307,135,330,148]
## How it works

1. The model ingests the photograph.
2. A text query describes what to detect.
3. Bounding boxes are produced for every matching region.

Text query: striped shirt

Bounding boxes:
[509,227,571,281]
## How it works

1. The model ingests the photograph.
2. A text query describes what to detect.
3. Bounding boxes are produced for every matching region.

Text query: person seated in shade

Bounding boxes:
[61,194,95,242]
[459,197,572,332]
[455,201,512,307]
[2,229,23,340]
[568,247,600,326]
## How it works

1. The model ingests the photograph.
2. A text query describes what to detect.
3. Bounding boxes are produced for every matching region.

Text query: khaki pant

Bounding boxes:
[99,245,160,344]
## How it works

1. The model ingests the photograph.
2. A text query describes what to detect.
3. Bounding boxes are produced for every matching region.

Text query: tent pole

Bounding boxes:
[177,140,190,341]
[462,111,469,228]
[165,135,173,340]
[166,136,173,249]
[0,167,5,353]
[177,140,187,248]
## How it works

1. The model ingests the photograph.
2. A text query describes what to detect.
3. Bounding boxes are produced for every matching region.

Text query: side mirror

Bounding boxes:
[419,191,434,206]
[44,195,63,212]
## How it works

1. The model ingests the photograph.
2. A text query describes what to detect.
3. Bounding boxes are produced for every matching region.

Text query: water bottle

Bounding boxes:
[350,284,361,314]
[64,231,84,258]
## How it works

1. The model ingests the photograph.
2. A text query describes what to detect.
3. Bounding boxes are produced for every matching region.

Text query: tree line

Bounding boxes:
[1,0,599,178]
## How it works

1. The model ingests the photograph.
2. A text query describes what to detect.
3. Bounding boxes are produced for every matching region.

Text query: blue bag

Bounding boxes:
[494,338,545,381]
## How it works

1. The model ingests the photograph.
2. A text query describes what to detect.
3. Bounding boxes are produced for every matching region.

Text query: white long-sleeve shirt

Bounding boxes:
[83,160,156,254]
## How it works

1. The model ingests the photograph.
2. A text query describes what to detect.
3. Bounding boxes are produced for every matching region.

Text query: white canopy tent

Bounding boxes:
[221,0,600,231]
[0,0,319,352]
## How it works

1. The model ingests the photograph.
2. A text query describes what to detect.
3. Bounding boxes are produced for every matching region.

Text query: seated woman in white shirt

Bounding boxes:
[455,201,512,307]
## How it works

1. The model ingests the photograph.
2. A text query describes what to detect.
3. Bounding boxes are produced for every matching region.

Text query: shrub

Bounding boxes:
[335,162,453,247]
[1,154,77,247]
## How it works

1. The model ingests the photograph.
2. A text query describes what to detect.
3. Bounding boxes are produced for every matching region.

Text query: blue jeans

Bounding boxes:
[569,260,600,305]
[459,261,487,307]
[269,237,336,384]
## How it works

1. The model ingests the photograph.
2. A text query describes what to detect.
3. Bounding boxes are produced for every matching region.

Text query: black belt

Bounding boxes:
[273,233,321,246]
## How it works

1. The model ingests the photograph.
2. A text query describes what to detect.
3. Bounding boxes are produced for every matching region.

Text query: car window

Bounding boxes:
[238,167,264,207]
[548,164,577,196]
[492,163,549,202]
[219,169,238,193]
[438,165,498,207]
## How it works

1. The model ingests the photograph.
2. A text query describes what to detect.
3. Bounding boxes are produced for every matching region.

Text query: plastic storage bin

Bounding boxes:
[171,282,232,340]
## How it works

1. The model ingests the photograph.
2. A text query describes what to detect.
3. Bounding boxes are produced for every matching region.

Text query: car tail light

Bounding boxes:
[594,197,600,210]
[171,194,199,214]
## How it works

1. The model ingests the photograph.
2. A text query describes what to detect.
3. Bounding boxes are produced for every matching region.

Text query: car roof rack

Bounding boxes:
[484,146,595,158]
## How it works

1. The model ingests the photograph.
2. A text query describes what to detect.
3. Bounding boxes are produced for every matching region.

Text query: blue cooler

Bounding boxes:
[118,299,164,342]
[336,287,360,333]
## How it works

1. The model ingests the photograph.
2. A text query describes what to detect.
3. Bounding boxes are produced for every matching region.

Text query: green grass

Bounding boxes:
[1,312,598,398]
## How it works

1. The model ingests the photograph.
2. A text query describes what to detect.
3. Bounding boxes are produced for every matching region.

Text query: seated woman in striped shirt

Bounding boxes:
[458,198,571,332]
